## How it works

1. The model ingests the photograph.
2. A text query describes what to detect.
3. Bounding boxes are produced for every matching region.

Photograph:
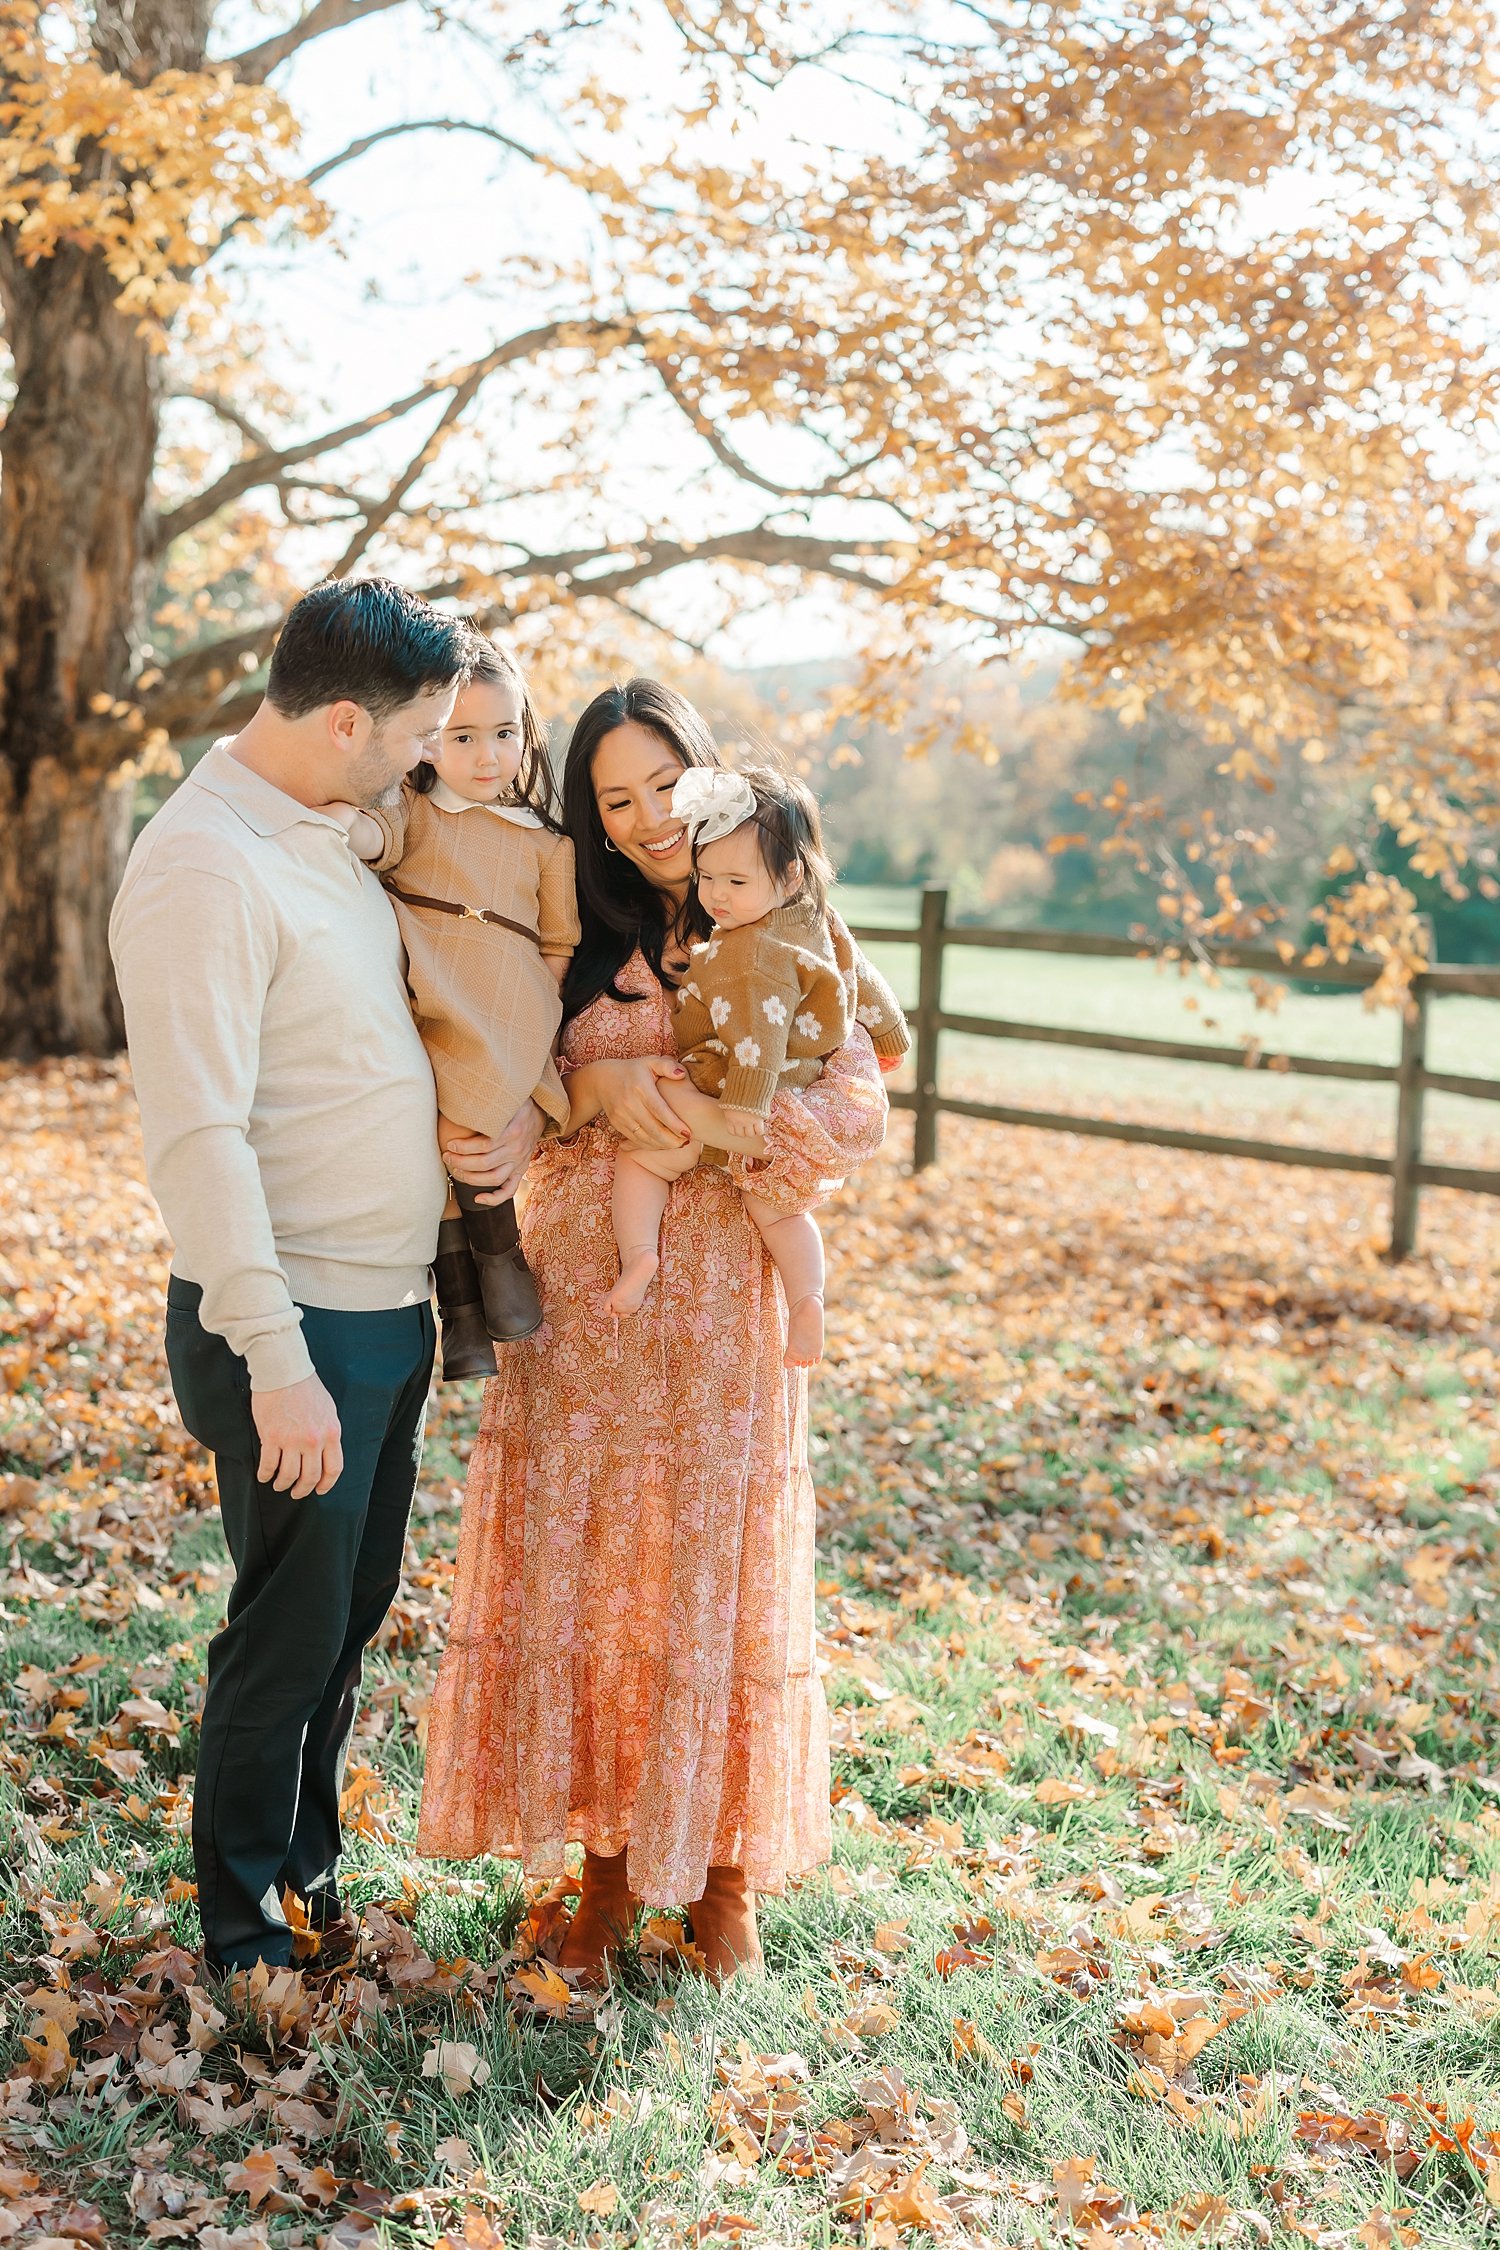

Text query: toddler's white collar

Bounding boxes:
[428,777,543,828]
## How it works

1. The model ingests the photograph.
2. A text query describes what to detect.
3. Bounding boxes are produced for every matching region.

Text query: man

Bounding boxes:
[111,578,470,1972]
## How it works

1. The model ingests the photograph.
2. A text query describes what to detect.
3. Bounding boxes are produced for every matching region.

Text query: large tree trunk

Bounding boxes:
[0,248,158,1054]
[0,0,210,1055]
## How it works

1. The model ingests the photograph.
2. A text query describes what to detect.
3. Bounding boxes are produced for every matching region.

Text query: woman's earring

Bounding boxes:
[603,836,620,854]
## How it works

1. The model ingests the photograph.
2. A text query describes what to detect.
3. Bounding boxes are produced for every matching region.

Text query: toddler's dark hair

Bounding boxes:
[410,627,559,827]
[697,763,834,916]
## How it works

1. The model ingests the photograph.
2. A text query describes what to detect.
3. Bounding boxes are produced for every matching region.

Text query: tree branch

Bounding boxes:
[171,390,279,455]
[325,360,491,578]
[510,525,902,600]
[303,117,548,189]
[225,0,409,83]
[137,626,280,737]
[649,353,886,502]
[151,320,631,551]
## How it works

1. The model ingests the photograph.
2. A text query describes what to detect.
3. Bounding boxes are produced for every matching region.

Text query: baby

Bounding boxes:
[339,631,576,1379]
[608,763,906,1369]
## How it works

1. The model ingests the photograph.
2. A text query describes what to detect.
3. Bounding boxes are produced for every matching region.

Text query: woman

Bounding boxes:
[419,680,888,1977]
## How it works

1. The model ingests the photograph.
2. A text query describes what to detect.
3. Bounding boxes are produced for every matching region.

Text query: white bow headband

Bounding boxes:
[672,766,757,847]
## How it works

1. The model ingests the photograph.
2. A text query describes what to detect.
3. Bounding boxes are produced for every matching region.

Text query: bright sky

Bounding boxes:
[202,0,911,665]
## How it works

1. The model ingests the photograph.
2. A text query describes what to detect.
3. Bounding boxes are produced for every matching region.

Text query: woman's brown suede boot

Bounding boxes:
[433,1218,499,1380]
[687,1864,763,1983]
[558,1849,642,1973]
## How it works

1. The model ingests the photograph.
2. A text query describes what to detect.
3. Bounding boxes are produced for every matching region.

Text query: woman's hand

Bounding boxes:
[583,1056,692,1150]
[442,1098,546,1205]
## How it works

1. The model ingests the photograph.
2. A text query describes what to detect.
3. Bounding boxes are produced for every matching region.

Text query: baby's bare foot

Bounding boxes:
[783,1293,824,1369]
[607,1248,659,1317]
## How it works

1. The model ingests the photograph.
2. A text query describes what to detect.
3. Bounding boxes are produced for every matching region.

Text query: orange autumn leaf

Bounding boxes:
[870,2158,946,2233]
[220,2147,282,2209]
[507,1960,574,2019]
[934,1942,991,1978]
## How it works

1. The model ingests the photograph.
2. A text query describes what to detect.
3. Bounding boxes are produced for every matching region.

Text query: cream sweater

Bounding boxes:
[109,742,448,1391]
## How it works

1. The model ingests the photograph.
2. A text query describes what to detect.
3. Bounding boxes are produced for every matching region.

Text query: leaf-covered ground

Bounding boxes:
[2,1059,1499,2250]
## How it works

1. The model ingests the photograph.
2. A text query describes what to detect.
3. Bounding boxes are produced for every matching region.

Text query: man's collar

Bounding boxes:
[428,777,543,827]
[190,740,347,840]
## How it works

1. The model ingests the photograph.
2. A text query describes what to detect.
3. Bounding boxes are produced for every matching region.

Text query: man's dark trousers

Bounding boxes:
[165,1277,436,1969]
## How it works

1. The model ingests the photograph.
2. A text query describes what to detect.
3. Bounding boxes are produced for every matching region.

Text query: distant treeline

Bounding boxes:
[707,656,1500,958]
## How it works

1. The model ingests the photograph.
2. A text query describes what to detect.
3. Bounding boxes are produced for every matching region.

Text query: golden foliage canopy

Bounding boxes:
[5,0,1499,973]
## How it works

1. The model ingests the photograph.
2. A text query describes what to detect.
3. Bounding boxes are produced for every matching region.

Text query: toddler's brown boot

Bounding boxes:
[433,1218,498,1380]
[454,1182,543,1341]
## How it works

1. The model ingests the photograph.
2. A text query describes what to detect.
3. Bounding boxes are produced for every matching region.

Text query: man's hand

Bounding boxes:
[442,1098,546,1205]
[252,1373,344,1498]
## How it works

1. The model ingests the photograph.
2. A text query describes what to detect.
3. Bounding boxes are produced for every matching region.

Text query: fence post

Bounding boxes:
[1389,931,1432,1261]
[911,885,947,1172]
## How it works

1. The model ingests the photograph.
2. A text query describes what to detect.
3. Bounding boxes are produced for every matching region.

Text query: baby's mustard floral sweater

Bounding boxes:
[674,897,909,1115]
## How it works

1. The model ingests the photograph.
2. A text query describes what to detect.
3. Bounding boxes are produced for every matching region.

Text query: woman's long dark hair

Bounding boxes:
[561,678,717,1023]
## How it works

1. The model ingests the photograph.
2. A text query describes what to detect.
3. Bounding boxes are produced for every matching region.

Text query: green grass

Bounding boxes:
[3,1065,1500,2245]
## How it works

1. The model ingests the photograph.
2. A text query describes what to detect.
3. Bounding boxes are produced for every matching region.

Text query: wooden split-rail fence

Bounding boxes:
[847,886,1500,1261]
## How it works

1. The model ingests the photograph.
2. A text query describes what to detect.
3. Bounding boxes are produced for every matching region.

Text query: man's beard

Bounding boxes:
[346,723,407,811]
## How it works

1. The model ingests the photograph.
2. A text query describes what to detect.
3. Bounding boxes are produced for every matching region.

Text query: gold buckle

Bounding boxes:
[461,903,486,921]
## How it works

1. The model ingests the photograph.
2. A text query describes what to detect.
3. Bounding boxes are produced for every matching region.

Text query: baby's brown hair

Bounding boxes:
[699,763,835,915]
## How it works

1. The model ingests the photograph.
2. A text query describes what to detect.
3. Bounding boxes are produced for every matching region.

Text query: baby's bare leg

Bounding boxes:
[742,1191,826,1369]
[609,1141,701,1315]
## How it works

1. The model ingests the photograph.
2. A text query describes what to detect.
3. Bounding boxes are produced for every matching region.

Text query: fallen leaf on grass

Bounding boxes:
[220,2147,282,2210]
[1035,1942,1110,1993]
[839,2000,901,2037]
[1284,1782,1352,1831]
[180,2080,257,2133]
[421,2041,491,2097]
[690,2213,758,2243]
[1295,2108,1418,2176]
[870,2157,946,2232]
[950,2017,1003,2066]
[20,2016,73,2089]
[507,1959,574,2018]
[1034,1775,1098,1806]
[1116,1987,1247,2079]
[1356,2215,1420,2249]
[934,1942,991,1977]
[435,2212,506,2250]
[578,2180,620,2217]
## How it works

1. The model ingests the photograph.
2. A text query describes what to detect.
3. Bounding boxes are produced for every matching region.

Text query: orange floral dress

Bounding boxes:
[417,947,888,1903]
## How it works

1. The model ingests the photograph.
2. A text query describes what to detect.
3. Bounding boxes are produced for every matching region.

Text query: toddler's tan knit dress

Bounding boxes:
[368,781,579,1137]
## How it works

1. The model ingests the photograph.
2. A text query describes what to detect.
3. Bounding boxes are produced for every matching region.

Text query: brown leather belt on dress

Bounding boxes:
[383,882,539,948]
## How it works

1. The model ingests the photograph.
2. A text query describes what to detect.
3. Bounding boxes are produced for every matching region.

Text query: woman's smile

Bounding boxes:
[590,721,700,892]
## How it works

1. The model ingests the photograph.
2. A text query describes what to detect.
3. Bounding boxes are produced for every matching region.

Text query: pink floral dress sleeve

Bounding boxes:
[728,1022,888,1215]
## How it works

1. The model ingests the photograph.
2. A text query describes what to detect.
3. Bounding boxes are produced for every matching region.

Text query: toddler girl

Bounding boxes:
[608,763,906,1369]
[341,632,577,1379]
